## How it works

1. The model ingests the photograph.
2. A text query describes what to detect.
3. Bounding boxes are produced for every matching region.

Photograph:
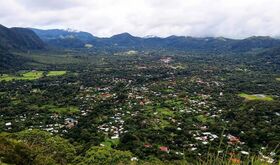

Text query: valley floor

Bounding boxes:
[0,50,279,164]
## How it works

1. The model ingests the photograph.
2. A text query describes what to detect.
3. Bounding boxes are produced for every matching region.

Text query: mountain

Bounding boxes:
[256,46,280,64]
[142,36,280,52]
[30,28,97,42]
[230,36,280,52]
[147,36,235,52]
[28,27,280,52]
[30,28,98,48]
[0,50,30,72]
[107,33,142,47]
[0,25,45,50]
[0,25,44,71]
[234,45,280,73]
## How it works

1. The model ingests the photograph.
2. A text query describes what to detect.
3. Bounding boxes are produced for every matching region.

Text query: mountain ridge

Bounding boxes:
[30,28,280,52]
[0,24,280,53]
[0,25,45,50]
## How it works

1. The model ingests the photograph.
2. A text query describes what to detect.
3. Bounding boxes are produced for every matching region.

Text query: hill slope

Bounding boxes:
[31,28,97,48]
[0,25,45,70]
[0,25,45,50]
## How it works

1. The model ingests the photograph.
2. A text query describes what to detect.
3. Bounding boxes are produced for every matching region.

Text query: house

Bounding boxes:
[111,135,119,139]
[5,122,12,126]
[131,157,138,161]
[100,93,113,99]
[190,147,197,151]
[159,146,170,153]
[227,134,240,145]
[241,151,249,155]
[160,57,172,64]
[65,118,78,129]
[144,144,152,148]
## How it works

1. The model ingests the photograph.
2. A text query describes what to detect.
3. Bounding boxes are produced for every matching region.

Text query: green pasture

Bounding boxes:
[47,71,66,77]
[238,93,273,101]
[0,71,43,81]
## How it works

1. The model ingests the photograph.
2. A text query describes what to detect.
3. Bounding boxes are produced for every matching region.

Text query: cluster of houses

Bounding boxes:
[0,60,276,164]
[97,111,127,139]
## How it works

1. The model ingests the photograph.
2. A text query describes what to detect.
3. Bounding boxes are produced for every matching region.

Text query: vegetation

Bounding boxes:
[41,105,79,114]
[0,70,69,81]
[0,71,43,81]
[47,71,67,77]
[0,130,76,165]
[238,93,274,101]
[1,27,280,164]
[76,146,133,165]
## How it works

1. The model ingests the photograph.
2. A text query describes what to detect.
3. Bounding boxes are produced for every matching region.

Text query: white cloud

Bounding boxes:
[0,0,280,38]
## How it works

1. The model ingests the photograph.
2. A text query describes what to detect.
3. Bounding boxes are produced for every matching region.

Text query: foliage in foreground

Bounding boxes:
[0,130,278,165]
[0,129,76,165]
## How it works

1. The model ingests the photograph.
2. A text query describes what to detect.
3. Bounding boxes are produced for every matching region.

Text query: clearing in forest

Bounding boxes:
[0,71,43,81]
[47,71,67,77]
[238,93,273,101]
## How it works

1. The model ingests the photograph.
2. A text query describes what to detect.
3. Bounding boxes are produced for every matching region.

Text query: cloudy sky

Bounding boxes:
[1,0,280,38]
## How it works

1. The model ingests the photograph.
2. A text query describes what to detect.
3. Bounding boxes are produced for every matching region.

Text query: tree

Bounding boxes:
[0,136,34,165]
[0,129,76,165]
[77,146,133,165]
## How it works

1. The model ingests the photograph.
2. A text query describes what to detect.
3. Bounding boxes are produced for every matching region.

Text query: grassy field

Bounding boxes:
[42,105,79,114]
[196,115,208,123]
[276,78,280,81]
[164,99,184,109]
[26,104,79,114]
[238,93,273,101]
[0,71,43,81]
[157,107,174,117]
[101,138,120,147]
[0,74,16,81]
[47,71,66,77]
[0,70,68,81]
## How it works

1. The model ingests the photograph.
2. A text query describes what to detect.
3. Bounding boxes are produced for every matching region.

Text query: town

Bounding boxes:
[0,51,279,164]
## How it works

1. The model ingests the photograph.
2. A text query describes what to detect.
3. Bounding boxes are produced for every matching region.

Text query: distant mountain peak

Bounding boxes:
[166,35,186,39]
[246,36,273,40]
[21,25,280,51]
[112,32,134,38]
[64,28,80,33]
[143,35,159,38]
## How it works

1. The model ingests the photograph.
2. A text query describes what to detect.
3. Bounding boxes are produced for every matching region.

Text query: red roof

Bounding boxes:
[159,146,169,152]
[228,135,240,144]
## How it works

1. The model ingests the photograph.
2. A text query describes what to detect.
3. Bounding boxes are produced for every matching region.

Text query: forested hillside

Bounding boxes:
[0,25,45,50]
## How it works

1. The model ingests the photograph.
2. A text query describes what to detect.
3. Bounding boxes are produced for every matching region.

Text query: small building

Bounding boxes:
[144,144,152,148]
[227,134,240,145]
[159,146,170,153]
[65,118,78,129]
[5,122,12,126]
